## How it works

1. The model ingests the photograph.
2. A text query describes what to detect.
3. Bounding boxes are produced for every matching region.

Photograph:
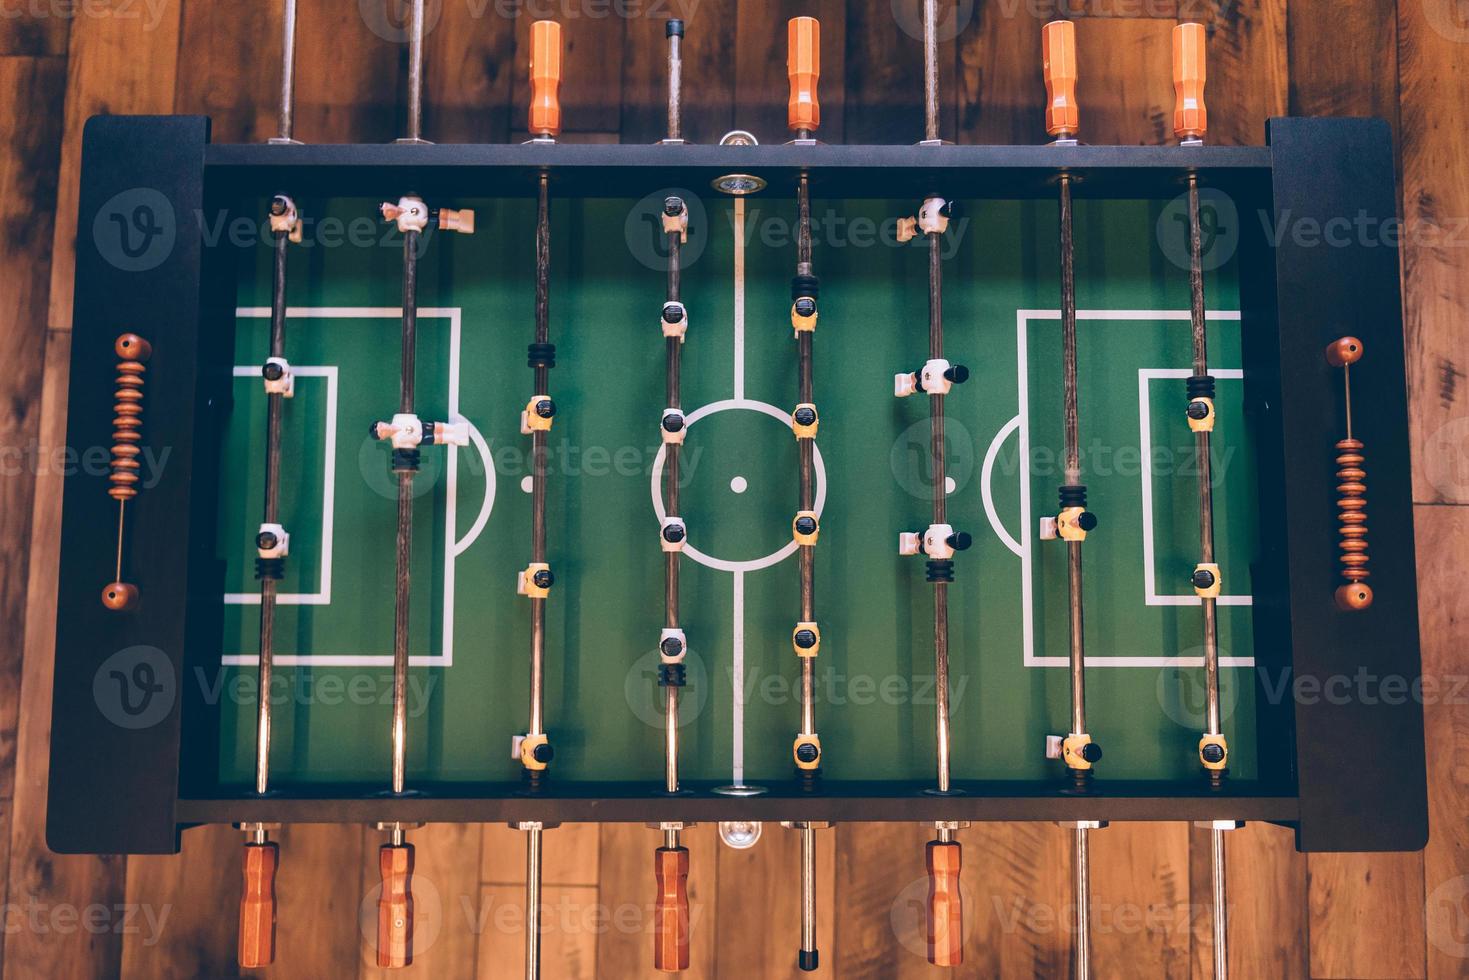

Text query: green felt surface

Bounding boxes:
[215,193,1256,788]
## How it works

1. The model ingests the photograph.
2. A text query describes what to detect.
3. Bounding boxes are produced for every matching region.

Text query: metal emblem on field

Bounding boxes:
[94,188,176,273]
[93,645,175,730]
[626,188,708,272]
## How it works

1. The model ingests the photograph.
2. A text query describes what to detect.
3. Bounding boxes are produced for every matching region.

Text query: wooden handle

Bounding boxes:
[653,845,690,972]
[926,840,963,967]
[787,16,820,134]
[529,20,562,138]
[103,333,151,611]
[238,841,278,968]
[377,842,415,968]
[1172,23,1207,141]
[1042,20,1078,139]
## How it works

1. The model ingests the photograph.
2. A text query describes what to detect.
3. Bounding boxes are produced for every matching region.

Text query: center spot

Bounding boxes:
[729,476,748,494]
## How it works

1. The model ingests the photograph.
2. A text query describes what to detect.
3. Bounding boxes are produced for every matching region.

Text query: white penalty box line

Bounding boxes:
[1006,309,1254,669]
[222,306,496,669]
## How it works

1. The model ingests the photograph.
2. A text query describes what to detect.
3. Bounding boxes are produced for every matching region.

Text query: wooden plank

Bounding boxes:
[1308,851,1426,978]
[957,0,1043,145]
[0,3,69,57]
[482,822,600,887]
[0,54,66,802]
[2,328,127,980]
[119,824,240,978]
[713,822,836,977]
[510,8,626,136]
[1287,0,1398,137]
[619,0,737,145]
[292,0,399,143]
[474,883,599,979]
[1399,0,1469,505]
[1089,821,1191,978]
[845,0,952,143]
[734,0,845,145]
[172,0,279,142]
[425,0,516,144]
[595,822,717,977]
[46,0,184,333]
[967,822,1072,977]
[1414,506,1469,979]
[356,821,483,978]
[1072,17,1174,145]
[1206,0,1288,145]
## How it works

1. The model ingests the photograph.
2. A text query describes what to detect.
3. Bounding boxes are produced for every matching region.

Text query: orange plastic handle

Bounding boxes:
[1172,23,1207,141]
[787,16,820,134]
[653,845,691,972]
[238,841,278,968]
[377,842,415,968]
[926,840,963,967]
[1042,20,1078,139]
[529,20,563,138]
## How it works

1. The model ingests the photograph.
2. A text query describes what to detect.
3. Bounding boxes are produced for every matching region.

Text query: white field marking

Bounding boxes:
[521,476,534,493]
[730,476,748,493]
[731,569,746,786]
[223,307,495,669]
[649,399,827,573]
[981,414,1024,557]
[224,365,338,606]
[1138,368,1250,607]
[1015,309,1253,669]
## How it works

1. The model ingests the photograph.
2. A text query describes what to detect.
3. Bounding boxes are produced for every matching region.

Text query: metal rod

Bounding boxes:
[275,0,298,142]
[525,826,543,980]
[663,193,684,797]
[801,824,816,956]
[923,0,939,142]
[390,228,418,796]
[1074,826,1091,979]
[1211,827,1228,979]
[404,0,426,142]
[797,173,816,741]
[1058,174,1089,740]
[529,174,550,739]
[666,26,682,141]
[927,227,952,793]
[1188,175,1222,737]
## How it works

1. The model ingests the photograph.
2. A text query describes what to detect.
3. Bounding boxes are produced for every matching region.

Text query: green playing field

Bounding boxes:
[215,191,1256,789]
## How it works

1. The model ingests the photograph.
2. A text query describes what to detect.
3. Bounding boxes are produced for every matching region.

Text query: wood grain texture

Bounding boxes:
[119,824,240,979]
[3,329,128,980]
[734,0,846,145]
[713,823,835,978]
[46,0,184,333]
[1072,17,1173,145]
[595,822,717,977]
[1089,822,1191,979]
[1206,0,1288,145]
[1309,851,1428,978]
[1188,821,1308,979]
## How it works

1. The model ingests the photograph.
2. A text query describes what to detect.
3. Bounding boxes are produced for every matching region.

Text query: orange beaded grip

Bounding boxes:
[377,843,415,968]
[653,845,691,972]
[1042,20,1078,139]
[787,16,820,134]
[102,333,152,611]
[238,841,278,968]
[1327,337,1372,611]
[926,840,963,966]
[529,20,562,138]
[1172,23,1207,141]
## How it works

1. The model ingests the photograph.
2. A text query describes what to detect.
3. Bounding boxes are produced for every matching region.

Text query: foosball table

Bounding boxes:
[48,4,1426,976]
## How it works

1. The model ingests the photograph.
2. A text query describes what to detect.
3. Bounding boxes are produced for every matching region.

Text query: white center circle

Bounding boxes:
[729,476,748,494]
[650,398,828,573]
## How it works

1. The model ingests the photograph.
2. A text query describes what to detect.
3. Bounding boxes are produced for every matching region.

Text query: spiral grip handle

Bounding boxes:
[377,843,415,968]
[529,20,563,137]
[1172,23,1207,140]
[653,845,691,972]
[109,333,151,503]
[926,840,963,966]
[1042,20,1078,138]
[1334,438,1372,610]
[787,16,820,134]
[238,841,278,968]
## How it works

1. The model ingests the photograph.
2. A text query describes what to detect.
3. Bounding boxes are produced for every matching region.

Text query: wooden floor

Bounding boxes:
[1,1,1464,976]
